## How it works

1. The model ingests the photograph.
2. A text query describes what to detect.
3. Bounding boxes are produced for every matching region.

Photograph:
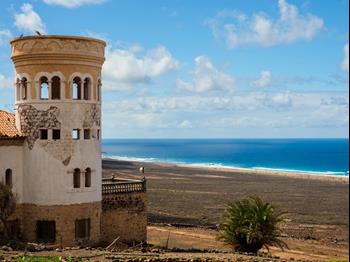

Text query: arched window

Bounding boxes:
[21,77,28,100]
[85,168,91,187]
[40,76,49,100]
[51,76,61,100]
[97,79,101,101]
[73,168,80,188]
[72,77,81,100]
[5,169,12,187]
[16,79,20,101]
[83,78,91,100]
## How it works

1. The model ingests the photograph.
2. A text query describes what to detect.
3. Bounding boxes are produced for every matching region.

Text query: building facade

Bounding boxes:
[0,35,147,246]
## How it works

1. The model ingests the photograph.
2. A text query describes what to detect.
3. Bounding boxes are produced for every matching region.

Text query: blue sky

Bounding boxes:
[0,0,349,138]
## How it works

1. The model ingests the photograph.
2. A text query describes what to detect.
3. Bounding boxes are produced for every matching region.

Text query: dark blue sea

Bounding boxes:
[102,139,349,177]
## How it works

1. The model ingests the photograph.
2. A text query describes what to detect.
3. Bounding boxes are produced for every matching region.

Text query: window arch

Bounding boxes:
[51,76,61,100]
[85,168,91,187]
[83,78,91,100]
[16,79,20,101]
[40,76,49,100]
[97,79,102,101]
[21,77,28,100]
[73,168,81,188]
[72,77,81,100]
[5,169,12,187]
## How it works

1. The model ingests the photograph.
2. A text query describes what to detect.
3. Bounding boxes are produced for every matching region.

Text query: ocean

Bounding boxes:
[102,139,349,177]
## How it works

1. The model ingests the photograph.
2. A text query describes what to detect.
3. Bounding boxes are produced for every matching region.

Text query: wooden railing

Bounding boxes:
[102,177,146,195]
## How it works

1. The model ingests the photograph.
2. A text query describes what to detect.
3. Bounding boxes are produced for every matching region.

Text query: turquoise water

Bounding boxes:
[102,139,349,177]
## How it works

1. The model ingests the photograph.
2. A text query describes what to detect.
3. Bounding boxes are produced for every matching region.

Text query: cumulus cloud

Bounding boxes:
[177,56,235,93]
[43,0,105,8]
[102,91,348,137]
[0,30,12,47]
[0,74,13,90]
[178,120,192,128]
[340,43,349,73]
[14,3,46,34]
[251,70,272,88]
[102,45,179,90]
[205,0,323,48]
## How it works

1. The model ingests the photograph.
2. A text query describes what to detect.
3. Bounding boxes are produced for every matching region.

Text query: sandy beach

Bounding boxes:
[103,158,349,260]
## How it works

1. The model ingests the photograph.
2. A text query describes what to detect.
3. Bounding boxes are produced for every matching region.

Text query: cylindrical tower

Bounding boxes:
[10,35,105,246]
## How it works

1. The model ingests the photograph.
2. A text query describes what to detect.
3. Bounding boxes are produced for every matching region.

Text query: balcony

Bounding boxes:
[102,177,146,195]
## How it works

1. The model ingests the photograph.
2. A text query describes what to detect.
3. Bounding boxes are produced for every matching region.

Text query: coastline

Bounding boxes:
[102,156,349,182]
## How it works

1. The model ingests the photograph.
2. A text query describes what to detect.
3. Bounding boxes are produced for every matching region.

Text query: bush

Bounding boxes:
[0,182,16,238]
[217,196,287,253]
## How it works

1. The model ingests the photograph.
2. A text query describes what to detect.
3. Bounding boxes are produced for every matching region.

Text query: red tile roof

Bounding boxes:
[0,110,22,138]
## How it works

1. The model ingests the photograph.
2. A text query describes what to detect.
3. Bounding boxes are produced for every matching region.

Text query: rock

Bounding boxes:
[26,243,45,252]
[1,246,12,251]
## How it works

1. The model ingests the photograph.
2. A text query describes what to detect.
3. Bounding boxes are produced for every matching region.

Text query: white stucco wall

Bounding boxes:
[18,101,102,205]
[0,145,24,203]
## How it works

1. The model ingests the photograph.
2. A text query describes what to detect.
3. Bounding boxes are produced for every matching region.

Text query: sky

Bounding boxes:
[0,0,349,138]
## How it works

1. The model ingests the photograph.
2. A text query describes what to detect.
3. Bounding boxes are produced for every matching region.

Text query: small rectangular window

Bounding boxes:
[75,219,90,239]
[52,129,60,140]
[97,129,100,140]
[72,129,80,140]
[84,129,90,140]
[37,220,56,243]
[40,129,48,140]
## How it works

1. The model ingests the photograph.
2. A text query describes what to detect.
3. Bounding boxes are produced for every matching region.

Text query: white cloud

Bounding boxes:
[177,56,235,93]
[340,43,349,73]
[0,74,13,90]
[178,120,192,128]
[0,30,12,47]
[14,3,46,34]
[43,0,105,8]
[251,70,272,88]
[102,45,179,91]
[102,91,348,138]
[205,0,323,48]
[104,91,350,116]
[268,91,293,108]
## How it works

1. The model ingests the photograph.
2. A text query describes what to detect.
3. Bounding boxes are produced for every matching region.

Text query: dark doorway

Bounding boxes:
[75,218,90,239]
[36,220,56,243]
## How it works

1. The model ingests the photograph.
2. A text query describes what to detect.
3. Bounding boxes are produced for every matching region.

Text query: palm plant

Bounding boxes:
[217,196,287,254]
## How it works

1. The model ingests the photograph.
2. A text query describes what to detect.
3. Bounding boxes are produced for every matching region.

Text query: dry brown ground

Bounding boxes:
[1,159,348,261]
[102,159,349,261]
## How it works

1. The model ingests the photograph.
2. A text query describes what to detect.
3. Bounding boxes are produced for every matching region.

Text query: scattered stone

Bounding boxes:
[1,246,12,251]
[25,243,45,252]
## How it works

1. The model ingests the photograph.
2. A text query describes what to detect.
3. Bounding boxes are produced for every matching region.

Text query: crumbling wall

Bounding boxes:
[17,105,60,149]
[101,192,147,244]
[83,104,100,128]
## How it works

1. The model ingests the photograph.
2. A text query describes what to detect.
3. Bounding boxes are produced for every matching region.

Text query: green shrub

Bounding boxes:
[0,182,16,238]
[217,196,287,253]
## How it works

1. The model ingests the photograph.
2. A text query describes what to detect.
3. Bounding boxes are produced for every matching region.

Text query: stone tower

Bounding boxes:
[10,35,106,246]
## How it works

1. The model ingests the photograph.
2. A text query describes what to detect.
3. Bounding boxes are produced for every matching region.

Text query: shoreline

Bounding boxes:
[102,157,349,182]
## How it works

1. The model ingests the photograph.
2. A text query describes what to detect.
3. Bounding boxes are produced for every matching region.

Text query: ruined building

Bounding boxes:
[0,35,147,246]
